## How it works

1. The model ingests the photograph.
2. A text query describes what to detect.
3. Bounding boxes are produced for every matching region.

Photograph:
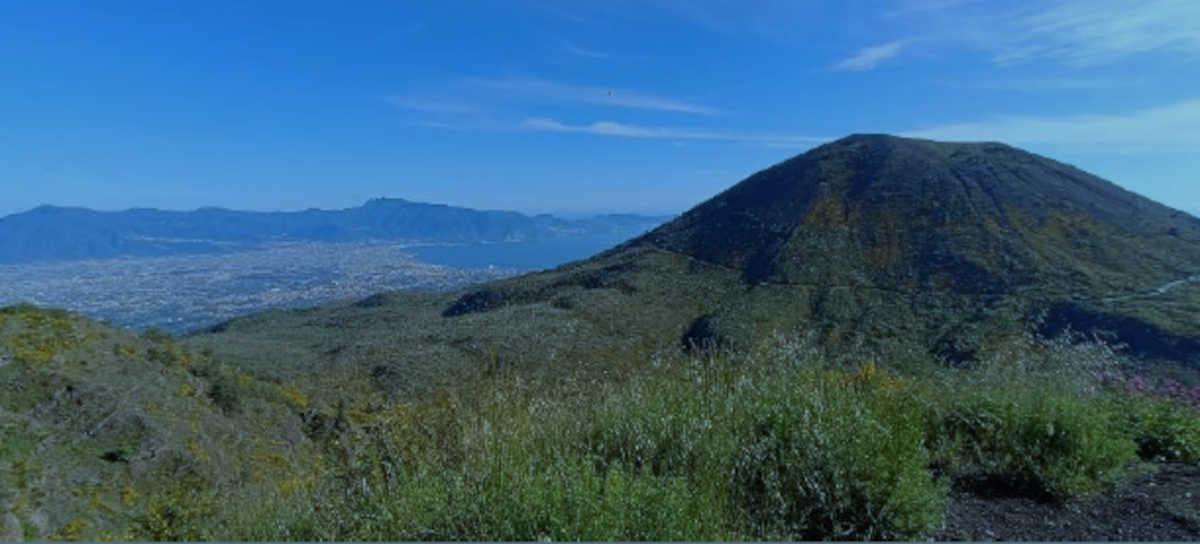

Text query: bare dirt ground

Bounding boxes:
[936,464,1200,541]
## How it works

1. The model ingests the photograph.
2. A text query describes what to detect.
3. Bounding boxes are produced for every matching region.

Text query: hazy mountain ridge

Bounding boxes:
[0,199,672,264]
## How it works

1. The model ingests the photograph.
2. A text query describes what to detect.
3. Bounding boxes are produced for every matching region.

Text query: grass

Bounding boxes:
[925,384,1137,498]
[203,333,1200,542]
[6,302,1200,541]
[1111,394,1200,464]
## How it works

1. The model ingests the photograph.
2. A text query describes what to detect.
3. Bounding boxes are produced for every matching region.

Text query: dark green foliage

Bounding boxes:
[353,293,391,308]
[728,378,944,540]
[1039,303,1200,362]
[1113,395,1200,464]
[206,372,242,415]
[145,346,179,366]
[927,386,1137,499]
[100,446,133,463]
[134,476,217,541]
[441,288,506,317]
[139,327,174,344]
[681,313,728,353]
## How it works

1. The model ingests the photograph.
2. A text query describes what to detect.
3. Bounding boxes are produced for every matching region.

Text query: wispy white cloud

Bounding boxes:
[472,77,720,115]
[883,0,983,18]
[943,76,1138,92]
[903,98,1200,151]
[563,41,610,59]
[991,0,1200,65]
[522,117,826,146]
[413,120,471,130]
[888,0,1200,66]
[833,40,907,71]
[387,96,478,114]
[535,3,591,23]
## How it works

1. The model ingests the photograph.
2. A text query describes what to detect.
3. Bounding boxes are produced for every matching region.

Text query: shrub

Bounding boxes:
[927,385,1137,499]
[146,344,186,367]
[432,457,723,541]
[139,328,175,344]
[206,372,243,415]
[728,371,945,541]
[580,376,726,480]
[441,289,505,317]
[134,476,217,541]
[1112,394,1200,464]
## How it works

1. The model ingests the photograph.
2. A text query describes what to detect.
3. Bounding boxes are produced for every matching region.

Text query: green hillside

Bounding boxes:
[0,305,320,541]
[9,301,1200,540]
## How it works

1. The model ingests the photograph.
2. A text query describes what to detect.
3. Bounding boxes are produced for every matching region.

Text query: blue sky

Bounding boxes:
[1,0,1197,218]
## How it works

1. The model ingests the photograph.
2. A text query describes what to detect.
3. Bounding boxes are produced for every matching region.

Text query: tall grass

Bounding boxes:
[141,332,1200,541]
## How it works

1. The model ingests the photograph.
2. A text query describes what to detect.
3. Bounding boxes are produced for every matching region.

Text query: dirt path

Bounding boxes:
[1103,275,1200,304]
[935,464,1200,541]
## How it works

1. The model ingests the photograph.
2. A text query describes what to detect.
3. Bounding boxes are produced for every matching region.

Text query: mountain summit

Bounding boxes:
[639,134,1200,291]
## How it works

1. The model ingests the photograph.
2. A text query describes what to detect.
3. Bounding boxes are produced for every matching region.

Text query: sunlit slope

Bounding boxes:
[0,305,319,541]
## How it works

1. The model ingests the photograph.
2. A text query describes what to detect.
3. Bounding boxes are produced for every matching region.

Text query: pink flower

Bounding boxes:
[1126,374,1151,395]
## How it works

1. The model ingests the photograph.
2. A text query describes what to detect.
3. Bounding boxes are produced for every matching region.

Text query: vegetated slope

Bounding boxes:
[0,199,671,264]
[11,301,1200,541]
[0,305,320,541]
[188,135,1200,403]
[631,134,1200,362]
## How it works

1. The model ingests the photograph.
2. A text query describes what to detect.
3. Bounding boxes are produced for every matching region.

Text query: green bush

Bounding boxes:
[1113,395,1200,464]
[580,379,727,479]
[433,457,723,541]
[134,476,217,541]
[928,386,1137,499]
[206,372,242,415]
[728,374,945,541]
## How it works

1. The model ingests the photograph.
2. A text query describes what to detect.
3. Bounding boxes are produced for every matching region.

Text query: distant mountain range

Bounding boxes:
[0,199,673,264]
